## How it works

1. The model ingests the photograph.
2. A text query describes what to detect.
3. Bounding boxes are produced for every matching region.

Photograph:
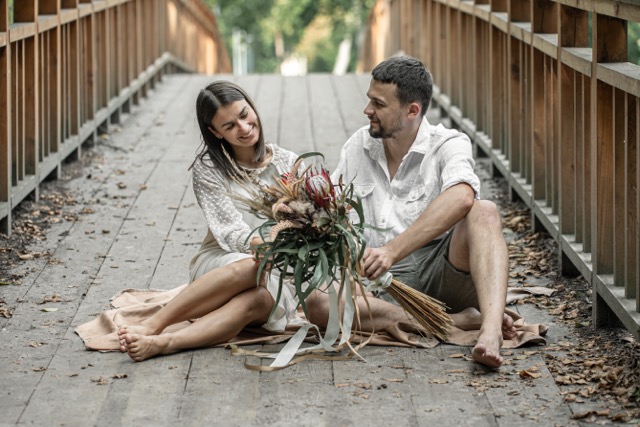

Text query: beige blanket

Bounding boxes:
[75,284,549,352]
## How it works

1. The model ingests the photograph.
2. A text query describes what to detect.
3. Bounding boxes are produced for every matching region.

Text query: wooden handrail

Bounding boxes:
[359,0,640,338]
[0,0,231,234]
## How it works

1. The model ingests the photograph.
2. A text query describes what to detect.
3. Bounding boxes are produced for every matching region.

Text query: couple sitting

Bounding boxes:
[83,56,523,369]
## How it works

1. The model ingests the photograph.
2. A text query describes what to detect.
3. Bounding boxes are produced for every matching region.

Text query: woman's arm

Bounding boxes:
[192,159,255,253]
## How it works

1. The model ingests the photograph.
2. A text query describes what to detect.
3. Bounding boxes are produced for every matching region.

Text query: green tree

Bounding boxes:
[207,0,374,73]
[629,22,640,65]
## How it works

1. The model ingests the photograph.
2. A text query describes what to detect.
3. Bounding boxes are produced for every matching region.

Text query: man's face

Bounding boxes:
[364,80,405,139]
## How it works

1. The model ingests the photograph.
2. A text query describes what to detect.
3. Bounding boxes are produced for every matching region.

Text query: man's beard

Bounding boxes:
[368,116,403,139]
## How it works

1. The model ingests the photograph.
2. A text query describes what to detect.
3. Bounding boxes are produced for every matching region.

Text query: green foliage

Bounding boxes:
[629,22,640,66]
[206,0,374,73]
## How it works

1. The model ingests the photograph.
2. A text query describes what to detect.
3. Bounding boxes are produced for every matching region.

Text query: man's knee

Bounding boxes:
[469,200,502,229]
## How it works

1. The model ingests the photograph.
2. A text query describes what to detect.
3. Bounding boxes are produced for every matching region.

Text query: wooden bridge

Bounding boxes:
[0,1,639,425]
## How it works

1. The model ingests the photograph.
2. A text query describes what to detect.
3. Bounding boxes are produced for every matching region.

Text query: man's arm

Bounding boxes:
[362,182,475,280]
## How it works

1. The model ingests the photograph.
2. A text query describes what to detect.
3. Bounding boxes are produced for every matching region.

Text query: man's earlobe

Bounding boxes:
[408,102,421,119]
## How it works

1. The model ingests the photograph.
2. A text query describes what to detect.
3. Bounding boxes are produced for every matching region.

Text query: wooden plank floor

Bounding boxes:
[0,74,575,427]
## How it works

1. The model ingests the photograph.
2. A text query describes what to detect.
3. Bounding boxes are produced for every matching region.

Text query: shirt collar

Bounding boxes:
[364,117,432,160]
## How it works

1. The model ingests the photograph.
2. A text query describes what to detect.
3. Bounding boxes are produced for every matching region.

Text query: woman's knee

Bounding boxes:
[245,286,274,320]
[305,292,329,326]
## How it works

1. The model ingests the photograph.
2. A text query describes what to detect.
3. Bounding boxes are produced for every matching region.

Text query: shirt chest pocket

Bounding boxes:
[404,185,431,223]
[352,184,376,223]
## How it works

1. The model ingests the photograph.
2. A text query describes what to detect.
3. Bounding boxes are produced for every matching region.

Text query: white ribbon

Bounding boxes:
[264,283,347,368]
[363,271,393,292]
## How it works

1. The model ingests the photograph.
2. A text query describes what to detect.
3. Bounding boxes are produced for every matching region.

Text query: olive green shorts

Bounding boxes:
[377,232,478,313]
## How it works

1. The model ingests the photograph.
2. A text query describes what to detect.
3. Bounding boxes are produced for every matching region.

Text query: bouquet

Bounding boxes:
[237,153,452,367]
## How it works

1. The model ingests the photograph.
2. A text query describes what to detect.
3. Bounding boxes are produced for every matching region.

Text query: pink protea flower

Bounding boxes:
[305,167,334,209]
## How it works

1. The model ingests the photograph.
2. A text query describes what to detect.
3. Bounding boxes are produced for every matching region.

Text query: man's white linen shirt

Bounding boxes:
[332,117,481,249]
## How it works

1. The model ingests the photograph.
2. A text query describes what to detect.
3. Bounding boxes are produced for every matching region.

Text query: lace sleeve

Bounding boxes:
[192,158,253,253]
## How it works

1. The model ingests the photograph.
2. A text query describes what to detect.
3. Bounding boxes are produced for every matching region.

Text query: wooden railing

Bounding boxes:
[0,0,230,234]
[359,0,640,338]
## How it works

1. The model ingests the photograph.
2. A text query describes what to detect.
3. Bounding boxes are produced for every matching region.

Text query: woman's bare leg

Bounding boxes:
[122,286,274,362]
[118,258,260,350]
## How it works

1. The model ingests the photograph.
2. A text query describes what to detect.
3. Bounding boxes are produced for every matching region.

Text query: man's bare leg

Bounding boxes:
[306,288,516,349]
[449,200,509,368]
[121,286,273,362]
[118,258,260,351]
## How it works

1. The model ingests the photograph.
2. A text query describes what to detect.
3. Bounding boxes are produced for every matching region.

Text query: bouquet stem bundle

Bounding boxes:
[383,278,453,342]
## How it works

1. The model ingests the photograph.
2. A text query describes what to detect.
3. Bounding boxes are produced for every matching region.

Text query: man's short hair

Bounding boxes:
[371,56,433,116]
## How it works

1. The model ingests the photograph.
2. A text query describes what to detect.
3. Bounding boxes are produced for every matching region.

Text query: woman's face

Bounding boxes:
[209,100,261,149]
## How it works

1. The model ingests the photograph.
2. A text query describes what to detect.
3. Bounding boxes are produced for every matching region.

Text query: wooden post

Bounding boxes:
[532,0,557,33]
[582,74,592,253]
[591,13,627,326]
[14,1,38,193]
[0,0,11,234]
[509,0,530,22]
[532,47,545,202]
[636,97,640,309]
[557,6,576,246]
[509,38,521,173]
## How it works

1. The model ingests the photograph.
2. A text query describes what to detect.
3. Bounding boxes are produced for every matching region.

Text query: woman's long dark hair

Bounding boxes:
[194,80,267,180]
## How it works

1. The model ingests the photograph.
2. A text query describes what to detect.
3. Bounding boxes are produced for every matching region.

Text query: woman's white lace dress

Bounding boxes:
[189,144,301,332]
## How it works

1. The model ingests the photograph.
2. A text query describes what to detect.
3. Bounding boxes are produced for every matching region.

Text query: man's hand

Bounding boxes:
[362,246,395,280]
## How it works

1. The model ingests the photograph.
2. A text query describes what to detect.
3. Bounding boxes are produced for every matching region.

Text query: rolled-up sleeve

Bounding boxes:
[438,133,481,198]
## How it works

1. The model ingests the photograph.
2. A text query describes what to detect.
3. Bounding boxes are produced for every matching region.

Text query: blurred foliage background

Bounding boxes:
[206,0,375,74]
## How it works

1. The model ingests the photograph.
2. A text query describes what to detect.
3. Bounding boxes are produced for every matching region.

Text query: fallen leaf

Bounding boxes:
[32,367,47,372]
[382,378,404,383]
[449,353,466,358]
[91,376,110,385]
[40,307,59,312]
[519,369,541,379]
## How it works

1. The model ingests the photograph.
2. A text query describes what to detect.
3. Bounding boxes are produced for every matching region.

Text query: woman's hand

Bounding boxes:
[249,236,264,252]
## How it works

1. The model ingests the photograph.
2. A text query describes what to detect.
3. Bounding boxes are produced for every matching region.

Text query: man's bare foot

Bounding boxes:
[451,307,517,340]
[123,333,173,362]
[118,325,156,352]
[472,332,504,368]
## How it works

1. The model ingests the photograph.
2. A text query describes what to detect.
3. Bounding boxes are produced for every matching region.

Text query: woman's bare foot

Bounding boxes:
[118,325,156,352]
[123,333,174,362]
[472,331,504,368]
[451,307,517,340]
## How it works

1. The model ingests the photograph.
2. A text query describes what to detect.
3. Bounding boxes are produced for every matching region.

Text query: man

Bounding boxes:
[332,56,515,368]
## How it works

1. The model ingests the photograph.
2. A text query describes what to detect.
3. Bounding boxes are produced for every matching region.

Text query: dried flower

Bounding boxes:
[305,167,334,209]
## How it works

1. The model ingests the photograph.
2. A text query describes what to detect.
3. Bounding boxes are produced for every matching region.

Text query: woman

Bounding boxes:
[117,81,302,361]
